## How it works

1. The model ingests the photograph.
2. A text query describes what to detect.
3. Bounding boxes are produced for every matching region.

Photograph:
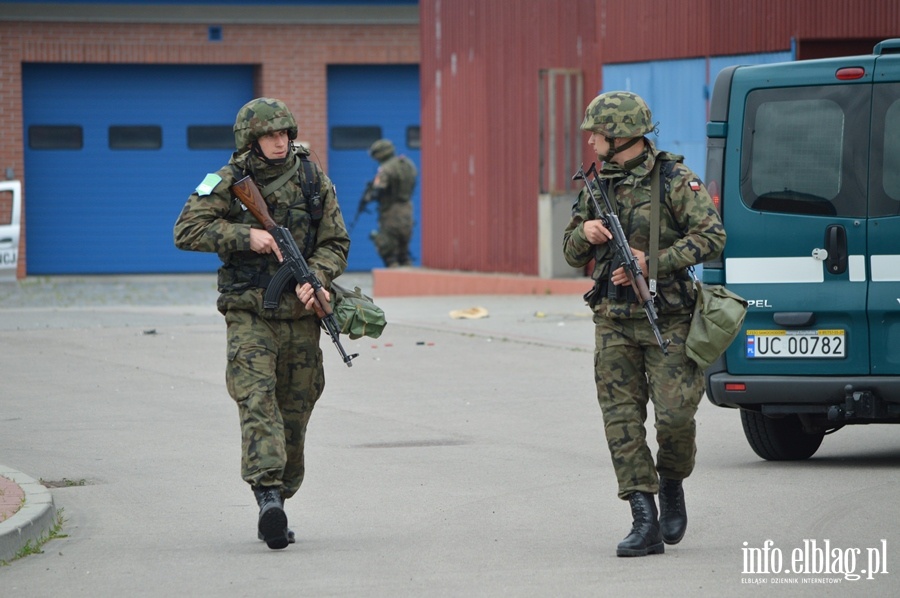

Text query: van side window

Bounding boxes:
[741,85,870,218]
[870,83,900,216]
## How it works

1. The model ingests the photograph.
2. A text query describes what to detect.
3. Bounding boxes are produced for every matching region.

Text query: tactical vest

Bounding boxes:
[593,152,688,305]
[219,153,324,294]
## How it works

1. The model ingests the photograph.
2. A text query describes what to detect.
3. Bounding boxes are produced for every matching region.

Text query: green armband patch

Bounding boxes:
[195,173,222,196]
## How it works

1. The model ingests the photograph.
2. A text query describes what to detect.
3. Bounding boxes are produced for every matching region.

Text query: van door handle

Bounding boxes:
[824,224,847,275]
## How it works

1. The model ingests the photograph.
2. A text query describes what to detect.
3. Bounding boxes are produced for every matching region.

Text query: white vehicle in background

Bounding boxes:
[0,180,22,282]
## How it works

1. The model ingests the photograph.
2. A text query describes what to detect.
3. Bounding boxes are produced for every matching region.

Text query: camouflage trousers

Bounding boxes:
[593,311,704,500]
[225,309,324,500]
[372,202,413,267]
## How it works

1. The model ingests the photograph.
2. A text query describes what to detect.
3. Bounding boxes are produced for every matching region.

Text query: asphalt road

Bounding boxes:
[0,274,897,597]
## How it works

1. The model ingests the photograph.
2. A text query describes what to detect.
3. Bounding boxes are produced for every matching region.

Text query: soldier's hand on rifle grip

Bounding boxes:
[611,248,647,287]
[295,282,329,318]
[583,220,614,245]
[249,228,284,262]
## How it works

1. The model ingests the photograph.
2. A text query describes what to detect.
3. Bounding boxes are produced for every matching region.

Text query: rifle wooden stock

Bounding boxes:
[231,176,278,232]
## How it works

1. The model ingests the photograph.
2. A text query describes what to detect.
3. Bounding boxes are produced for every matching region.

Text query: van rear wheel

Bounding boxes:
[740,410,825,460]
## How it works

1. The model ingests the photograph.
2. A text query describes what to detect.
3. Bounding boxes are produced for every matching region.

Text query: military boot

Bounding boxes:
[253,486,289,550]
[658,477,687,545]
[258,528,296,544]
[616,491,665,557]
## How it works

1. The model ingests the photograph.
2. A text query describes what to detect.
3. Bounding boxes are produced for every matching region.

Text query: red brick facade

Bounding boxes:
[0,21,419,278]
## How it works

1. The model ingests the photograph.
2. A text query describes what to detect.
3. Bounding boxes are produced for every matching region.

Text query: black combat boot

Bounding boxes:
[616,491,665,557]
[253,486,289,550]
[658,477,687,545]
[258,528,296,544]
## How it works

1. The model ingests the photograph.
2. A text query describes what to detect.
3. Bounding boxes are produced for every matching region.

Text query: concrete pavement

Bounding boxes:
[0,272,897,596]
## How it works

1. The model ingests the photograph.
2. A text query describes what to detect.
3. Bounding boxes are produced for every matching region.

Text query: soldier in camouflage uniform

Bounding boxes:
[173,97,350,550]
[563,92,726,557]
[363,139,417,267]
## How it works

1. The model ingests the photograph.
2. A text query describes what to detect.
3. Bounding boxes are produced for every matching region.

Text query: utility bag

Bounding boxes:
[331,283,387,339]
[685,275,748,369]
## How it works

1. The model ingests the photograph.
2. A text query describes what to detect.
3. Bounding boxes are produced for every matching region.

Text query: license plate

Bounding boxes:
[746,329,845,359]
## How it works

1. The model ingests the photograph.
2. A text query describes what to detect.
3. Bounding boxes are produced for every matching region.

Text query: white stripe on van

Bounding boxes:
[871,255,900,282]
[726,257,824,284]
[849,255,866,282]
[725,256,868,284]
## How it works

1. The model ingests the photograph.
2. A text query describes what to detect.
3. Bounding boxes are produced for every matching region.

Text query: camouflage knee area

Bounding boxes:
[593,317,659,497]
[275,315,325,496]
[371,229,399,264]
[225,312,286,486]
[647,315,703,479]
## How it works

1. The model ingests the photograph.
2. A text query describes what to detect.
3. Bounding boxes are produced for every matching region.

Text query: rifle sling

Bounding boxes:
[260,158,301,198]
[648,158,662,295]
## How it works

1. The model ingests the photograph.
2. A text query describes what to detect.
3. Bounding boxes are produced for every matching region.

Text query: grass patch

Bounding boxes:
[0,508,68,566]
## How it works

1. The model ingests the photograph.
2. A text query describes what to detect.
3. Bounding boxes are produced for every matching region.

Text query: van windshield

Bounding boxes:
[740,84,870,218]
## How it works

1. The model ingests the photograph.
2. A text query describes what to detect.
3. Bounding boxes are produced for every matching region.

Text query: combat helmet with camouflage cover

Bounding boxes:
[233,97,298,151]
[369,139,396,161]
[581,91,654,139]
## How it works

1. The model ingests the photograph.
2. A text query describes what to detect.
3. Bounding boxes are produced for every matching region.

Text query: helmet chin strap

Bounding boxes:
[603,136,645,170]
[251,140,289,166]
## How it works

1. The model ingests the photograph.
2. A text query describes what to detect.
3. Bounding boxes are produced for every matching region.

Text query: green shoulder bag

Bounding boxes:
[331,283,387,340]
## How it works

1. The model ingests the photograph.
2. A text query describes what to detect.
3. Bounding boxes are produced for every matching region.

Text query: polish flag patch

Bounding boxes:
[689,179,702,192]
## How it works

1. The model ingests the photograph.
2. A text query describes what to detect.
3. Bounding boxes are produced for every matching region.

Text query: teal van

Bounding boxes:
[703,39,900,460]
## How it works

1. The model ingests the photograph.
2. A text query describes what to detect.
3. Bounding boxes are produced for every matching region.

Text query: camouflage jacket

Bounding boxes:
[372,155,417,215]
[563,145,726,318]
[173,147,350,319]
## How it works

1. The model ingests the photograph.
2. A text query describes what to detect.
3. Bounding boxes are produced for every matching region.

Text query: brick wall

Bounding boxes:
[0,21,419,278]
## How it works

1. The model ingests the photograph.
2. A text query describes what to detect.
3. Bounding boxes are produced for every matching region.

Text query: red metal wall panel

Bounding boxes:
[601,0,900,63]
[422,0,898,275]
[420,0,599,274]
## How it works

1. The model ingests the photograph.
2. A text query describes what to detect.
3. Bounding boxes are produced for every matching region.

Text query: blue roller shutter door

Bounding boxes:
[23,64,253,274]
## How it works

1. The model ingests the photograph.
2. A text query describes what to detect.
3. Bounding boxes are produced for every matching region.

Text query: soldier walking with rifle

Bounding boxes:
[563,92,726,557]
[174,97,350,550]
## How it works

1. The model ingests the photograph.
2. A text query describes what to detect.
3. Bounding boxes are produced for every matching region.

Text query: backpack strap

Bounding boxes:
[298,155,324,222]
[298,154,324,258]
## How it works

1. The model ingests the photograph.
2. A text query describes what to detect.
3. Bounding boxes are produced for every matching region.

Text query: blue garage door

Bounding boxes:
[327,64,421,271]
[22,64,253,274]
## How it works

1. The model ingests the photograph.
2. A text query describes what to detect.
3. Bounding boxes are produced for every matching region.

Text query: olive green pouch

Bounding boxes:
[331,283,387,340]
[685,276,748,369]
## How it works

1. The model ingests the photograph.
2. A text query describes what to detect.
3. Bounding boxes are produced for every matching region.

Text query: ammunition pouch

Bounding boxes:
[584,278,638,308]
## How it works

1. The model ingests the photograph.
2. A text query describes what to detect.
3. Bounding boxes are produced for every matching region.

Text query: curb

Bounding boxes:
[0,465,56,564]
[372,267,589,297]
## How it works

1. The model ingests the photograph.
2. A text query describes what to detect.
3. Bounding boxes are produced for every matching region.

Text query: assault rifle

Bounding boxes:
[348,181,374,233]
[230,175,358,367]
[573,162,670,355]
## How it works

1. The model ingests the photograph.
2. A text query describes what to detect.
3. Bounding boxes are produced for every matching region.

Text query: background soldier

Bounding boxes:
[173,97,350,550]
[562,92,726,557]
[362,138,417,267]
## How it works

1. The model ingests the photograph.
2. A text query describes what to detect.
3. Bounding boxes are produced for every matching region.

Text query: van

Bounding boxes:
[703,39,900,460]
